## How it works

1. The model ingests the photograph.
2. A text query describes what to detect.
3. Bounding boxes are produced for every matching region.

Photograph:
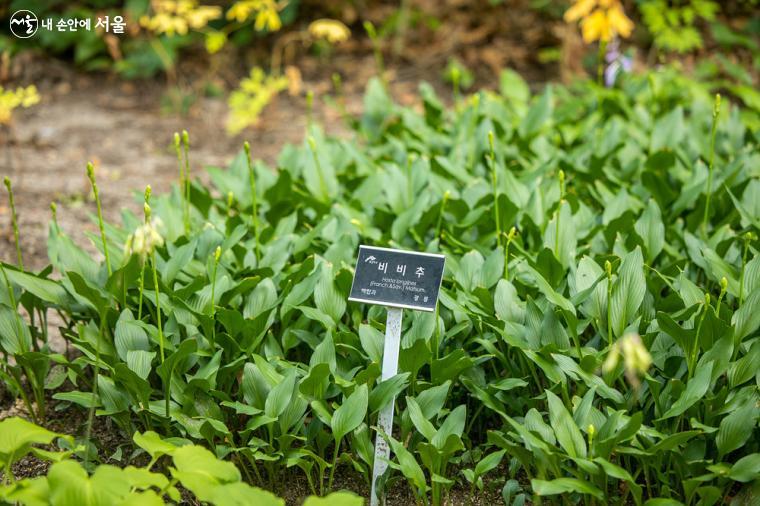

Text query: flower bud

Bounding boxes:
[3,176,10,190]
[720,277,728,293]
[605,260,612,277]
[488,131,495,156]
[144,203,151,219]
[182,129,189,147]
[587,424,595,437]
[86,162,95,183]
[507,226,517,241]
[308,136,317,151]
[173,132,180,149]
[214,246,222,262]
[558,170,565,186]
[243,141,251,159]
[713,93,721,119]
[144,185,152,203]
[704,293,711,306]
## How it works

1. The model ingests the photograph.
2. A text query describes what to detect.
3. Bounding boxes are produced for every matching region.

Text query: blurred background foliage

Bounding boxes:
[0,0,758,130]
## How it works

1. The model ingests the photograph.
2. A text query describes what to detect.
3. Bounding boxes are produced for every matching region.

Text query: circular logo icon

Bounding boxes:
[10,10,38,39]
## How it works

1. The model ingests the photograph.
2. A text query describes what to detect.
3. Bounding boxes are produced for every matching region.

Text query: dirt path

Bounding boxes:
[0,52,462,272]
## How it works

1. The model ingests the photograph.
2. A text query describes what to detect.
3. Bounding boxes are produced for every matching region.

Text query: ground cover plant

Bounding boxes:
[0,66,759,505]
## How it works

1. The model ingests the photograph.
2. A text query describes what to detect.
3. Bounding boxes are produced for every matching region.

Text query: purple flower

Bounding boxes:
[604,40,632,87]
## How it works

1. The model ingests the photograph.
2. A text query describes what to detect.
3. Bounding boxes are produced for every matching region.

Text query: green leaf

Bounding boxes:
[406,396,437,441]
[303,491,363,506]
[634,199,665,262]
[208,482,284,506]
[716,399,759,457]
[474,449,506,479]
[610,247,646,337]
[519,85,552,138]
[729,453,760,483]
[659,362,714,419]
[532,478,603,500]
[546,390,586,458]
[0,417,62,467]
[171,445,241,502]
[331,384,368,442]
[369,373,410,414]
[732,288,760,343]
[264,369,297,419]
[2,266,70,306]
[133,431,183,459]
[386,435,428,496]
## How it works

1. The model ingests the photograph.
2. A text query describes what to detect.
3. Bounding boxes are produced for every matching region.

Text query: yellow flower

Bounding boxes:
[0,85,40,125]
[254,2,281,32]
[141,0,220,35]
[308,19,351,44]
[564,0,596,22]
[603,333,652,389]
[124,218,165,259]
[565,0,634,43]
[205,30,227,54]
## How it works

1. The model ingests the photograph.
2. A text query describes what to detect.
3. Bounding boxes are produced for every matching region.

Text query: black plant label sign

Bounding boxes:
[348,245,445,312]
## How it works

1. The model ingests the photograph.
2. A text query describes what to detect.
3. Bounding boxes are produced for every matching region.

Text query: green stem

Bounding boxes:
[739,236,750,305]
[702,94,721,235]
[596,40,607,86]
[137,261,146,320]
[174,133,187,232]
[86,163,111,275]
[327,438,340,492]
[308,137,329,202]
[244,142,260,260]
[182,130,191,235]
[4,178,23,269]
[488,132,501,249]
[435,191,450,241]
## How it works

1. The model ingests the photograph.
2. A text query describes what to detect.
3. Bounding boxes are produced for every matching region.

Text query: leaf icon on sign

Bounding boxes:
[365,255,377,263]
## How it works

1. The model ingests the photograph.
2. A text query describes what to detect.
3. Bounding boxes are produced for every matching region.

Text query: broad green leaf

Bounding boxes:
[729,453,760,482]
[610,247,646,337]
[332,384,368,442]
[532,478,603,500]
[660,362,714,419]
[264,369,297,419]
[716,399,759,457]
[406,397,437,441]
[303,491,363,506]
[546,390,586,458]
[171,445,240,502]
[208,482,284,506]
[732,288,760,343]
[634,199,664,262]
[0,417,62,467]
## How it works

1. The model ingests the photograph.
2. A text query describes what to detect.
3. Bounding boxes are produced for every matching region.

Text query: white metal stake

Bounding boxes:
[370,306,403,506]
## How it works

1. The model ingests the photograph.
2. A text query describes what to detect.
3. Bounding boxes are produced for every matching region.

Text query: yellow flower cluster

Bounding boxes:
[564,0,634,43]
[603,333,652,388]
[140,0,221,36]
[226,67,289,134]
[124,217,165,259]
[227,0,282,32]
[308,19,351,44]
[0,85,40,125]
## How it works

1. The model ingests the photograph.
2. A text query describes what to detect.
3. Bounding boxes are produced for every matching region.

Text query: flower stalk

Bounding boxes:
[86,162,111,275]
[555,170,565,257]
[702,93,721,234]
[244,141,261,260]
[504,227,517,279]
[174,132,189,233]
[488,131,502,249]
[308,136,329,201]
[3,177,22,269]
[182,130,191,234]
